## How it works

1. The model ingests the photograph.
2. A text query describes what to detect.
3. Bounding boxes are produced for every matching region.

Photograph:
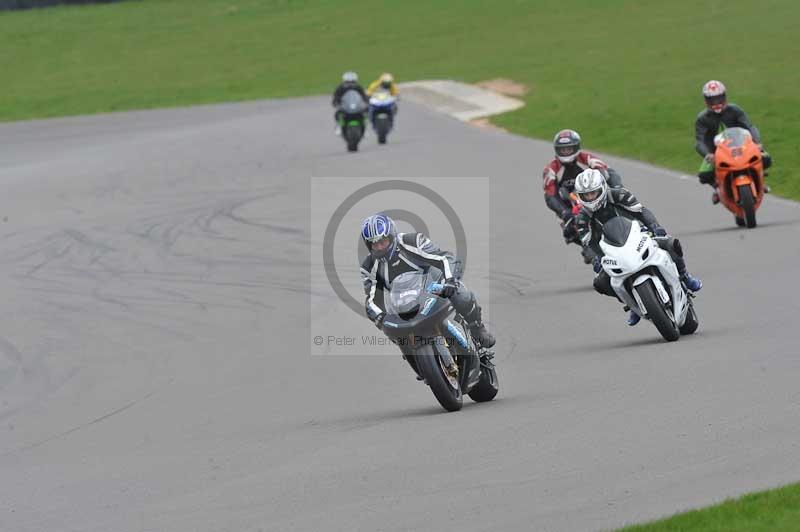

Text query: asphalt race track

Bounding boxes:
[1,97,799,532]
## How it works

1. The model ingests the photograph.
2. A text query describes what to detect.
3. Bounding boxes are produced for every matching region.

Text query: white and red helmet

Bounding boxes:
[553,129,582,163]
[702,80,727,114]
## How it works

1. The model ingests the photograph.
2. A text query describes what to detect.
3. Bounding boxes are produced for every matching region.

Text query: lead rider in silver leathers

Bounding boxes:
[359,213,495,349]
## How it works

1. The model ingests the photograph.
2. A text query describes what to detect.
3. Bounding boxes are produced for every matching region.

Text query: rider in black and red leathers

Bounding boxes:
[543,129,623,246]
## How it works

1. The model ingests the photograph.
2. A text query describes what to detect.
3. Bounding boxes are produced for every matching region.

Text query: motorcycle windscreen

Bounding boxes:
[714,127,751,148]
[340,90,368,113]
[370,90,395,105]
[387,271,427,317]
[601,216,633,247]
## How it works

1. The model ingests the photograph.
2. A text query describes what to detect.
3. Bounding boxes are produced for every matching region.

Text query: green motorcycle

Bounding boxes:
[337,90,368,152]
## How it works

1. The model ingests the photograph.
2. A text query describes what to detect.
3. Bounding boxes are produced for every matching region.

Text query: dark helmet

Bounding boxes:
[553,129,582,163]
[361,213,398,259]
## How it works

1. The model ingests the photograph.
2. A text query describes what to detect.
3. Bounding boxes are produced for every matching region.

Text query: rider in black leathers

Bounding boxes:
[695,80,771,200]
[573,169,702,325]
[332,71,368,134]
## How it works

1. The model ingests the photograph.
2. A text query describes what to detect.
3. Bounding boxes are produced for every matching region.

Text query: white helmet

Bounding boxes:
[342,71,358,83]
[702,80,727,113]
[574,168,608,212]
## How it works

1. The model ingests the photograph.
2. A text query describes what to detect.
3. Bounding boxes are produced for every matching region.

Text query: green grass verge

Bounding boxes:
[1,0,797,200]
[618,481,800,531]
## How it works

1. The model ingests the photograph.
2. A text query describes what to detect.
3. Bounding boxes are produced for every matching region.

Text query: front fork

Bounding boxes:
[731,174,757,203]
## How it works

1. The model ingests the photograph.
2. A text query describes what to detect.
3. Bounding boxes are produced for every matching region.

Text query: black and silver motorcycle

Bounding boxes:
[381,270,499,412]
[337,90,368,152]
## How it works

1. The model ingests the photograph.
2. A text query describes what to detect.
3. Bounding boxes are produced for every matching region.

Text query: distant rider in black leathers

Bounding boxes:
[695,80,771,202]
[332,71,368,135]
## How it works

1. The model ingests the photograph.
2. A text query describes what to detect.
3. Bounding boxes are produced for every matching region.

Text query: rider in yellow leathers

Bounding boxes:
[366,73,399,130]
[367,73,399,96]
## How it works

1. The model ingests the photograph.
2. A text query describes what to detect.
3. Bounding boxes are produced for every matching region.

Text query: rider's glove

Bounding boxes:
[374,313,386,330]
[651,226,668,237]
[704,153,715,164]
[581,246,595,265]
[560,210,573,223]
[439,278,459,298]
[592,256,602,274]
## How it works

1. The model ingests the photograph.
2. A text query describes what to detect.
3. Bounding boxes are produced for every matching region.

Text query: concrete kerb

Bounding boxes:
[397,80,524,122]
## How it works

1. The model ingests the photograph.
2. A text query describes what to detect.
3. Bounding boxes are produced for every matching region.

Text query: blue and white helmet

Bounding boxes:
[361,213,397,259]
[342,71,358,83]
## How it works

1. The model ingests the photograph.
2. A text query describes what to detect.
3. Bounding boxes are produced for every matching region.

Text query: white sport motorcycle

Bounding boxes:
[599,217,699,341]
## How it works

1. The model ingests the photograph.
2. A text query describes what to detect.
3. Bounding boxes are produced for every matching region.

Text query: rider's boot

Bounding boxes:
[452,286,496,349]
[682,273,703,292]
[460,300,495,348]
[673,254,702,293]
[470,322,496,349]
[623,305,641,326]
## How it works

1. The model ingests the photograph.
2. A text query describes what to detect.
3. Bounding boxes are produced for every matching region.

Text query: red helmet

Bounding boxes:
[702,80,727,114]
[553,129,582,163]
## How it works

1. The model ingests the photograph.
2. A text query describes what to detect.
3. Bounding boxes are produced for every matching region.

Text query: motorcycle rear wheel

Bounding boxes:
[679,299,699,335]
[468,357,499,402]
[345,124,361,152]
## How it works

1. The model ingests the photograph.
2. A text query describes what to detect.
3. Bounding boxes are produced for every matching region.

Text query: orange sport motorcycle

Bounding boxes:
[713,127,766,228]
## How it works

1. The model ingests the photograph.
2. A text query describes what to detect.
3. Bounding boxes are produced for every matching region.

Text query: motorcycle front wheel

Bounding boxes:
[413,343,463,412]
[635,279,680,342]
[738,185,757,228]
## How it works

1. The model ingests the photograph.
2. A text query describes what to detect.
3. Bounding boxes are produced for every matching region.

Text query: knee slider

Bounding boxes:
[655,236,683,258]
[698,172,715,185]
